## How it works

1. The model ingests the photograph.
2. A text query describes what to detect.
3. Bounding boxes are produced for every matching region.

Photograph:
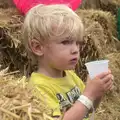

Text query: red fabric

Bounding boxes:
[13,0,82,14]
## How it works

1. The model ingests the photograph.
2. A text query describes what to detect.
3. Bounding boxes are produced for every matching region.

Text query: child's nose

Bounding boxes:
[71,43,79,54]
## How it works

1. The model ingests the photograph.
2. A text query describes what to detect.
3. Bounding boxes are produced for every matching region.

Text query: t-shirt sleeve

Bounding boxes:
[68,71,85,93]
[32,84,61,117]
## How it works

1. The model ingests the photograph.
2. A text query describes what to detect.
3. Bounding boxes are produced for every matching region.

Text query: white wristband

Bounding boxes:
[77,95,93,110]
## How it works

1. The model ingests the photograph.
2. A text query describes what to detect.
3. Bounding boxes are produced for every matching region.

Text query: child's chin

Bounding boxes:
[65,66,76,70]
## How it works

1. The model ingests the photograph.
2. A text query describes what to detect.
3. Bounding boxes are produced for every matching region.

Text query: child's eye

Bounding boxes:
[61,40,70,45]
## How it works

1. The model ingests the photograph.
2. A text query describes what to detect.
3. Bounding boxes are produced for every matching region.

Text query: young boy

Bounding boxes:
[23,4,113,120]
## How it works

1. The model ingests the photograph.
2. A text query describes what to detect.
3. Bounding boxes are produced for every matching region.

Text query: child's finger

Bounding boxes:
[102,74,112,83]
[108,69,111,73]
[110,85,114,90]
[111,75,114,80]
[104,80,113,91]
[95,72,110,79]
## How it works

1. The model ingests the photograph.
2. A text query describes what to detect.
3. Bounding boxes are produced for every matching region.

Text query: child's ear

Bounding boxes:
[29,39,44,56]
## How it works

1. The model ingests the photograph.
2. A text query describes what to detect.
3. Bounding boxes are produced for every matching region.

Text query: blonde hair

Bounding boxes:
[23,4,84,62]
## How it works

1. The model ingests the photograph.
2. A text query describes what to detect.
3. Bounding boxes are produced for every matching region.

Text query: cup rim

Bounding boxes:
[85,60,109,66]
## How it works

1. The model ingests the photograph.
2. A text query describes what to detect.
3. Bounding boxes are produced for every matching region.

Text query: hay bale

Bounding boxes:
[75,9,118,80]
[0,75,53,120]
[95,52,120,120]
[76,9,117,36]
[80,0,120,15]
[0,0,15,8]
[0,8,29,74]
[80,0,102,9]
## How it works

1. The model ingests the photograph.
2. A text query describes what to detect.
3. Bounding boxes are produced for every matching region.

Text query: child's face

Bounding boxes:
[42,38,81,70]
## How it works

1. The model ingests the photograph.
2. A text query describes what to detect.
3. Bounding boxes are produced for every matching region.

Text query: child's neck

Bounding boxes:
[37,65,65,78]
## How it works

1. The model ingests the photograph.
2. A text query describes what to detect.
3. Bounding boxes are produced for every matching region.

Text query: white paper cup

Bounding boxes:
[85,60,109,79]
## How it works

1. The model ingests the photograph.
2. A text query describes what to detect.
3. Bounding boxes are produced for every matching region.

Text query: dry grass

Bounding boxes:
[0,74,54,120]
[95,53,120,120]
[0,8,29,75]
[0,0,15,8]
[76,9,118,80]
[80,0,120,15]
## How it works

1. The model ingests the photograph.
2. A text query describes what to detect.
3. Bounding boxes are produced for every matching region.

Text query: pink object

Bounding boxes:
[13,0,82,14]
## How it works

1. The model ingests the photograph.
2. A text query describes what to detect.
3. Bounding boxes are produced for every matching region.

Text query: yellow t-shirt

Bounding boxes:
[29,70,88,119]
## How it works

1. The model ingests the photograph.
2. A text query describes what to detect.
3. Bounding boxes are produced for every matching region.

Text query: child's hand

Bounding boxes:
[83,71,113,101]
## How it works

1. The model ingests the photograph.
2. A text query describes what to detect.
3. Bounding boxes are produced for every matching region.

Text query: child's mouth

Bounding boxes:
[70,58,78,64]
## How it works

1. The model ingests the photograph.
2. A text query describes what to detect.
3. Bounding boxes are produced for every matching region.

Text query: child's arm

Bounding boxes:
[62,100,89,120]
[61,71,113,120]
[86,76,102,112]
[93,97,102,110]
[52,100,88,120]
